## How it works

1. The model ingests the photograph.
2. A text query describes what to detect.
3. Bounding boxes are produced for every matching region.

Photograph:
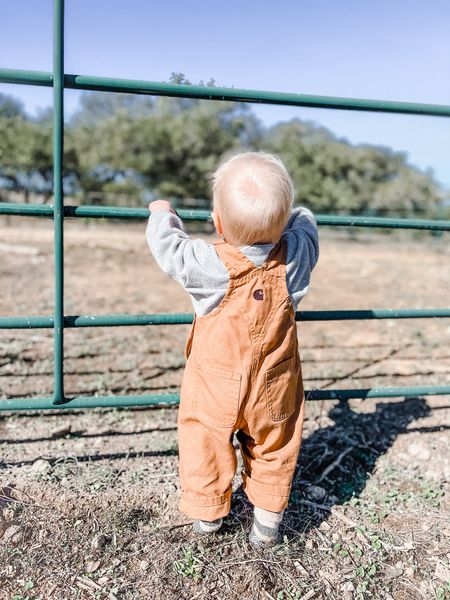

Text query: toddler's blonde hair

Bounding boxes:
[212,151,294,245]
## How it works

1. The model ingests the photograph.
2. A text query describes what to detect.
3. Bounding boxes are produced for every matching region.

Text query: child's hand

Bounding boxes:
[149,199,175,214]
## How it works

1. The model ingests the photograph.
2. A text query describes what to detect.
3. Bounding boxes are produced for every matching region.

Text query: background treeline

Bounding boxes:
[0,73,447,217]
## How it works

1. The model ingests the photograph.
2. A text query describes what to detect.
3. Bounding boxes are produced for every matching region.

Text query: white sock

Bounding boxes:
[198,518,223,533]
[254,507,284,529]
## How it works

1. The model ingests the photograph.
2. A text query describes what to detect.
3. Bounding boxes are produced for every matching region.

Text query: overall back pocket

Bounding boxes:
[265,356,299,422]
[194,361,242,428]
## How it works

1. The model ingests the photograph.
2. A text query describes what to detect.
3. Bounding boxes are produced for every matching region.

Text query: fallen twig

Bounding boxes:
[315,446,355,483]
[159,521,192,530]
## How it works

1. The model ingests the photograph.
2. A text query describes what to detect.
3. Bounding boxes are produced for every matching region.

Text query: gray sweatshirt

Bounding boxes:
[146,207,319,316]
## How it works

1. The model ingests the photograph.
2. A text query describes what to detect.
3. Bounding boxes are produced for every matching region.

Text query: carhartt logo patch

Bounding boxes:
[253,289,264,301]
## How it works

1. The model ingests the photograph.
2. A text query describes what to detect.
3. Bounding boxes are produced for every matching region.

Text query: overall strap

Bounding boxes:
[213,239,256,279]
[262,237,287,276]
[213,237,287,279]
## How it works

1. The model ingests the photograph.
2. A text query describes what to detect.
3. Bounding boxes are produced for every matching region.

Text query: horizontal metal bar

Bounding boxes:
[0,316,55,329]
[1,68,450,117]
[299,309,450,321]
[305,385,450,400]
[65,75,450,117]
[0,203,54,217]
[0,202,210,221]
[63,313,194,327]
[0,313,190,329]
[316,215,450,231]
[0,68,53,87]
[1,385,449,411]
[1,309,449,330]
[0,395,180,411]
[1,202,449,231]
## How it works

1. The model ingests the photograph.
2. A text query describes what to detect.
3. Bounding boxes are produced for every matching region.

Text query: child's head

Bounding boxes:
[211,152,294,246]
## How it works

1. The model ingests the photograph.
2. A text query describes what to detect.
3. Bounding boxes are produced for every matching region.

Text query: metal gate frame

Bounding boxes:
[0,0,449,411]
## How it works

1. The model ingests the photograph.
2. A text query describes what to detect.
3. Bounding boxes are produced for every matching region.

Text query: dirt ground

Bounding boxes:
[0,219,449,600]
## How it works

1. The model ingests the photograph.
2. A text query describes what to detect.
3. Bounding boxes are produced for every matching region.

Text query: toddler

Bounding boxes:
[146,152,319,547]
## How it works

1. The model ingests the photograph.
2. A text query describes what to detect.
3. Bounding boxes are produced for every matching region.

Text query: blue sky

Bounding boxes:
[1,0,449,187]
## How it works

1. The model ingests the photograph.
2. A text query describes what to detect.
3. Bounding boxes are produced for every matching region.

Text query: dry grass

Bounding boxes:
[0,221,449,599]
[1,396,449,600]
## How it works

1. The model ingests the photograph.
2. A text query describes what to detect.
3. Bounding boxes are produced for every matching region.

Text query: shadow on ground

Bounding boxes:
[229,396,431,537]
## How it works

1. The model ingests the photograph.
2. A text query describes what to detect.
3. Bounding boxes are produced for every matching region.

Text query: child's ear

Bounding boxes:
[212,211,223,237]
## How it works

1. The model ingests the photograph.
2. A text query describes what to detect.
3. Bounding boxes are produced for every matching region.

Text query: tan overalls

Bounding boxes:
[178,237,305,521]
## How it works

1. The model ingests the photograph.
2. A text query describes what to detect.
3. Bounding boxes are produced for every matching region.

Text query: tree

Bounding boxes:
[0,112,78,202]
[0,80,445,217]
[70,91,155,128]
[70,83,263,203]
[264,119,443,217]
[0,93,25,118]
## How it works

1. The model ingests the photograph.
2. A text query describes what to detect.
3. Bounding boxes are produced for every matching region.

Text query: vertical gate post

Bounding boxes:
[52,0,65,404]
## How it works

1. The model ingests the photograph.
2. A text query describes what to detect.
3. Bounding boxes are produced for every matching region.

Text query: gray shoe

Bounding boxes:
[192,518,223,535]
[248,517,281,548]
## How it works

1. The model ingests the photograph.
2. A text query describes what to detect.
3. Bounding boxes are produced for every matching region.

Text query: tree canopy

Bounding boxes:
[0,81,446,217]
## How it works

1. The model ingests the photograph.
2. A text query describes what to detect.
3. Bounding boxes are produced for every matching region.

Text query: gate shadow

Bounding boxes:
[229,396,431,537]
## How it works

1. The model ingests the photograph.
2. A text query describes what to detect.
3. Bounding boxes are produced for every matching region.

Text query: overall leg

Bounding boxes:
[178,360,238,521]
[238,391,305,513]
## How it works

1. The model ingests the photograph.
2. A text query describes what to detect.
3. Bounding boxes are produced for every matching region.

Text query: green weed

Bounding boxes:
[173,547,203,580]
[436,582,450,600]
[11,580,34,600]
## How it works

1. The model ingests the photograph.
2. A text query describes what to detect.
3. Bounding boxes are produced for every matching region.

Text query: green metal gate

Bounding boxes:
[0,0,449,411]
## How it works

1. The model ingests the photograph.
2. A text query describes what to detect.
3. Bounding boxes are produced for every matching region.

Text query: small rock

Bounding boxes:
[51,424,72,438]
[434,561,450,583]
[139,560,149,571]
[407,442,431,461]
[2,524,24,545]
[306,485,327,502]
[384,566,403,580]
[31,459,52,475]
[97,576,109,586]
[294,560,309,576]
[2,507,15,521]
[305,538,314,550]
[91,534,108,550]
[85,559,101,573]
[342,582,355,592]
[0,485,15,507]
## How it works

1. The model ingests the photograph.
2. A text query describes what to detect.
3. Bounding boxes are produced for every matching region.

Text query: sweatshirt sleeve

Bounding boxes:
[145,209,228,294]
[282,206,320,307]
